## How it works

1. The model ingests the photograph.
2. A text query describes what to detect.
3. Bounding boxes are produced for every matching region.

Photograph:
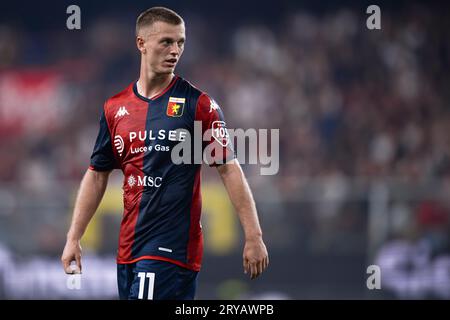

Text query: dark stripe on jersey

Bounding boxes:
[131,77,197,265]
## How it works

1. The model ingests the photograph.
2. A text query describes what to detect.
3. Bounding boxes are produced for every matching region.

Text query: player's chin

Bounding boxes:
[158,66,176,74]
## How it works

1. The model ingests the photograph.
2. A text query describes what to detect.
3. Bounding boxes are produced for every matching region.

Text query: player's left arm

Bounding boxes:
[216,159,269,280]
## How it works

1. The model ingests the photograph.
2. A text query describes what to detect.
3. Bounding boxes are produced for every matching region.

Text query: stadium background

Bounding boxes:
[0,0,450,299]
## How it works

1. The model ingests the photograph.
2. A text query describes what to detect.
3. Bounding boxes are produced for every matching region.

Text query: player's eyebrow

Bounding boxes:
[160,36,185,43]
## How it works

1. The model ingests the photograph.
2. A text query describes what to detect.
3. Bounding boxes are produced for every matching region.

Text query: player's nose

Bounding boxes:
[169,43,182,56]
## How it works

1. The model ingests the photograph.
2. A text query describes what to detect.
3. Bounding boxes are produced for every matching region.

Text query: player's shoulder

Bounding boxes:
[176,76,200,93]
[174,76,205,102]
[103,82,134,111]
[176,76,219,111]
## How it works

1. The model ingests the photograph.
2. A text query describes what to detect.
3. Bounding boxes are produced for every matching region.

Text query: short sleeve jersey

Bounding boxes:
[90,76,234,271]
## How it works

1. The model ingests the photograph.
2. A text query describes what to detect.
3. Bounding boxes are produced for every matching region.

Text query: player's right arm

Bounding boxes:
[62,106,118,274]
[61,169,111,274]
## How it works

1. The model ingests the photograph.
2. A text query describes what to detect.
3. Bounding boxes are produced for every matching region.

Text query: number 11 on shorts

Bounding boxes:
[137,272,155,300]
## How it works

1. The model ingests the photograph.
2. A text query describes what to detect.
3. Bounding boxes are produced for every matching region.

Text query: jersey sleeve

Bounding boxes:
[89,108,118,171]
[195,93,235,166]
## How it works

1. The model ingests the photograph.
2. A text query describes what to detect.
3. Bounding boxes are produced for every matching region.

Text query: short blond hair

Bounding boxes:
[136,7,184,36]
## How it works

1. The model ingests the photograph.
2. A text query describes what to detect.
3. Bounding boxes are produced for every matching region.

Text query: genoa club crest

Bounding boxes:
[167,97,185,117]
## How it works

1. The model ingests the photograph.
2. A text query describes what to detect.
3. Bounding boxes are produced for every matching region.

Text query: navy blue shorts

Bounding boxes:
[117,259,198,300]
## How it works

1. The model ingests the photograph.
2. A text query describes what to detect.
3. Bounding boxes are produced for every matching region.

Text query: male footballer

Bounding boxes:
[61,6,268,300]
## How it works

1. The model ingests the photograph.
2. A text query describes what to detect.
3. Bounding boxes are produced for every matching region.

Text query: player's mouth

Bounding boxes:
[164,58,177,66]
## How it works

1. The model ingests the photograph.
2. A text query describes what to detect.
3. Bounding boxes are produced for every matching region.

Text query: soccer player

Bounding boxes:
[61,7,269,300]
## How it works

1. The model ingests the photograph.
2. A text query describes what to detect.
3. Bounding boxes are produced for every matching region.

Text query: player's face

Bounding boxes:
[138,21,185,75]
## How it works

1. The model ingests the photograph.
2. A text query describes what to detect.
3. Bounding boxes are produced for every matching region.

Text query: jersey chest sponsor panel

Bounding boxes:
[104,77,203,270]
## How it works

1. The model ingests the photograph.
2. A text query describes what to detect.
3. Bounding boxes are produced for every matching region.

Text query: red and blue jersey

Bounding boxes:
[89,75,234,271]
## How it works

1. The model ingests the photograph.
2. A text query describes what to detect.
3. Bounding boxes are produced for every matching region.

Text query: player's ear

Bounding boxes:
[136,36,146,54]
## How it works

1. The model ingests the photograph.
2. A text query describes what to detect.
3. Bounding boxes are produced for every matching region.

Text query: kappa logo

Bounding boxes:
[209,98,220,113]
[114,106,130,118]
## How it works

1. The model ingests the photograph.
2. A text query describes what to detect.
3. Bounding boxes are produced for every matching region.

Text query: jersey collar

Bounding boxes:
[133,75,179,102]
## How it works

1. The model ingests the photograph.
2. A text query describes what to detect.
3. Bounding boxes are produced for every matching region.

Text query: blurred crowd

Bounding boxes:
[1,3,450,298]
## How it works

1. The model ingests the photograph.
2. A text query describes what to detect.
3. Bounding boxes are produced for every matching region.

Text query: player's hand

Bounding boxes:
[243,237,269,280]
[61,239,82,274]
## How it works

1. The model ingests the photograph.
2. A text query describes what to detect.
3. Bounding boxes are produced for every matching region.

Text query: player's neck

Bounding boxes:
[137,73,174,99]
